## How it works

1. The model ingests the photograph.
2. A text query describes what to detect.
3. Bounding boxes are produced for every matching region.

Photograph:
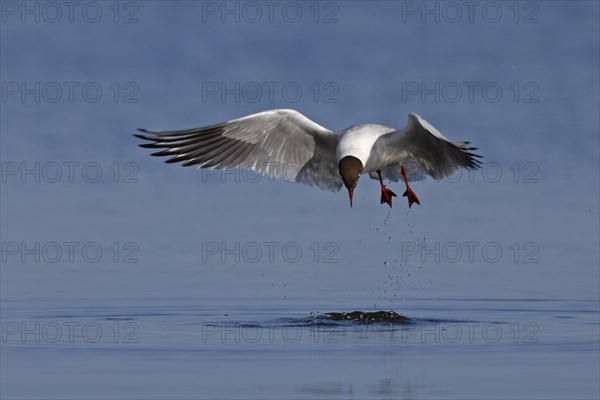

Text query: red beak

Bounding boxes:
[348,187,354,208]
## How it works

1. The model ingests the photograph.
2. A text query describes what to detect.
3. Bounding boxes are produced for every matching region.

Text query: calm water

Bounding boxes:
[1,1,599,399]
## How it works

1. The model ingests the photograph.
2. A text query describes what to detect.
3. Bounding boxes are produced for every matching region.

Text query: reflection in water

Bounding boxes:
[299,379,418,400]
[296,312,419,399]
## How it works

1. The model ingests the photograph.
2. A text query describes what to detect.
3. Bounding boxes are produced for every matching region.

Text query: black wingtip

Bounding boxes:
[152,149,178,157]
[138,143,161,149]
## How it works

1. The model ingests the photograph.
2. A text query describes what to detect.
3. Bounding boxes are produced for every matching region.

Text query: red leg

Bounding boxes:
[377,170,397,208]
[401,166,420,208]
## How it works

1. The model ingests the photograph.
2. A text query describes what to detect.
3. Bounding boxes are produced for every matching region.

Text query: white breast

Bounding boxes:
[336,124,395,170]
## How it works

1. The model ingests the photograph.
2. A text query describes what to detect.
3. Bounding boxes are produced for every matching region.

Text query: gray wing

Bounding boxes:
[369,113,482,182]
[135,109,343,192]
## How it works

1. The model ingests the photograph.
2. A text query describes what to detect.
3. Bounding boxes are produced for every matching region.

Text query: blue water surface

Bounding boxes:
[1,1,599,399]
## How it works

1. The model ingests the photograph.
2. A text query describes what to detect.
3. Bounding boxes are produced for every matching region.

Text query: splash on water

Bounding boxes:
[319,310,413,325]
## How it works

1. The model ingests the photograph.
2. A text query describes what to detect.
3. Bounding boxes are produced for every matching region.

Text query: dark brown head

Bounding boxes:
[338,156,363,207]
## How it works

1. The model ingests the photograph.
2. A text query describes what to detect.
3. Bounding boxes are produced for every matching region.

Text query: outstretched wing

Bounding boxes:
[135,109,343,191]
[370,113,482,182]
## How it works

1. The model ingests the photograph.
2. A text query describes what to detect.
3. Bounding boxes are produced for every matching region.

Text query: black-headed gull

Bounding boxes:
[135,109,481,208]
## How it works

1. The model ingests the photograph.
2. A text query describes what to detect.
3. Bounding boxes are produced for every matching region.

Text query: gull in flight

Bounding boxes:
[135,109,481,208]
